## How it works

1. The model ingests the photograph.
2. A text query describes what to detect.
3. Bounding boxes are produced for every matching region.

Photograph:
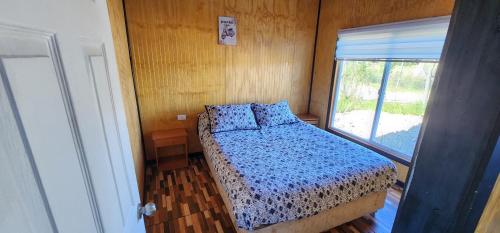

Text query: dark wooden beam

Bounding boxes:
[392,0,500,232]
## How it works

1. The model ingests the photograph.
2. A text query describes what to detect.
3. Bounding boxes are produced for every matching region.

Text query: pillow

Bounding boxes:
[251,101,299,127]
[205,104,259,133]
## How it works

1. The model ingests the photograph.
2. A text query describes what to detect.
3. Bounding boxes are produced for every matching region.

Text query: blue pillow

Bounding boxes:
[205,104,259,133]
[251,101,299,127]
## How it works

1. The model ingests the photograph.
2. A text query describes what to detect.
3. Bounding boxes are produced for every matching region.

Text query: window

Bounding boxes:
[331,60,437,159]
[329,16,450,161]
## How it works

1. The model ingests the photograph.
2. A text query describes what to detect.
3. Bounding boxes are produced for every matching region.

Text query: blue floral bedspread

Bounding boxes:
[198,112,397,230]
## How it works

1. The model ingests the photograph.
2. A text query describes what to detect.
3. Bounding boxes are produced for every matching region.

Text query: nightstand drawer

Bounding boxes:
[297,113,319,127]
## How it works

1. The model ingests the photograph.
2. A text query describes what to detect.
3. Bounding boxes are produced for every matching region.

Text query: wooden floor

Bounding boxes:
[144,154,402,233]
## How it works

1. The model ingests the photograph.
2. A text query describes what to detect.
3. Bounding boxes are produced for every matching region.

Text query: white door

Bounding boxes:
[0,1,146,233]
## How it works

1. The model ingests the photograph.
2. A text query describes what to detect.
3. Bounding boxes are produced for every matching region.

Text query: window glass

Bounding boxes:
[374,62,437,156]
[332,61,385,139]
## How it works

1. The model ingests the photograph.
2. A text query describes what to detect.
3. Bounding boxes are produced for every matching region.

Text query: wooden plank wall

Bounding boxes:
[124,0,319,158]
[106,0,145,196]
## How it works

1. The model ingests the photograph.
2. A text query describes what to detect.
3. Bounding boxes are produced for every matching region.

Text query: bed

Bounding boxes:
[198,111,397,233]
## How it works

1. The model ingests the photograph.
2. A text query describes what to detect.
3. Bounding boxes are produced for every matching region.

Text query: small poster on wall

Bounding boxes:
[218,16,237,45]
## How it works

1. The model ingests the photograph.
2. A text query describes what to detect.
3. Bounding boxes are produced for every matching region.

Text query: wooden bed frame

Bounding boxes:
[202,149,388,233]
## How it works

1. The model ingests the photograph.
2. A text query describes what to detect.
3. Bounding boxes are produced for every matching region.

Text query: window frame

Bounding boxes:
[325,59,438,166]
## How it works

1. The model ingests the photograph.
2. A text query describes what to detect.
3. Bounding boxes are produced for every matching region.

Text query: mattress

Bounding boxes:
[198,112,397,230]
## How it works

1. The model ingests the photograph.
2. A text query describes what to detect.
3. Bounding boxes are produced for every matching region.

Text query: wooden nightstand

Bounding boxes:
[297,113,320,127]
[151,129,188,170]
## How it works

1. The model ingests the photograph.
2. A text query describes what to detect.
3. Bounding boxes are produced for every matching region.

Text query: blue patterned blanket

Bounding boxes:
[198,112,396,230]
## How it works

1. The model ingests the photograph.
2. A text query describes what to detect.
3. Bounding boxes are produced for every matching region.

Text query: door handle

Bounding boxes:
[137,202,156,220]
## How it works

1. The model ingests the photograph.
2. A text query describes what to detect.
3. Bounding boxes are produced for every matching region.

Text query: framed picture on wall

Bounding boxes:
[218,16,237,45]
